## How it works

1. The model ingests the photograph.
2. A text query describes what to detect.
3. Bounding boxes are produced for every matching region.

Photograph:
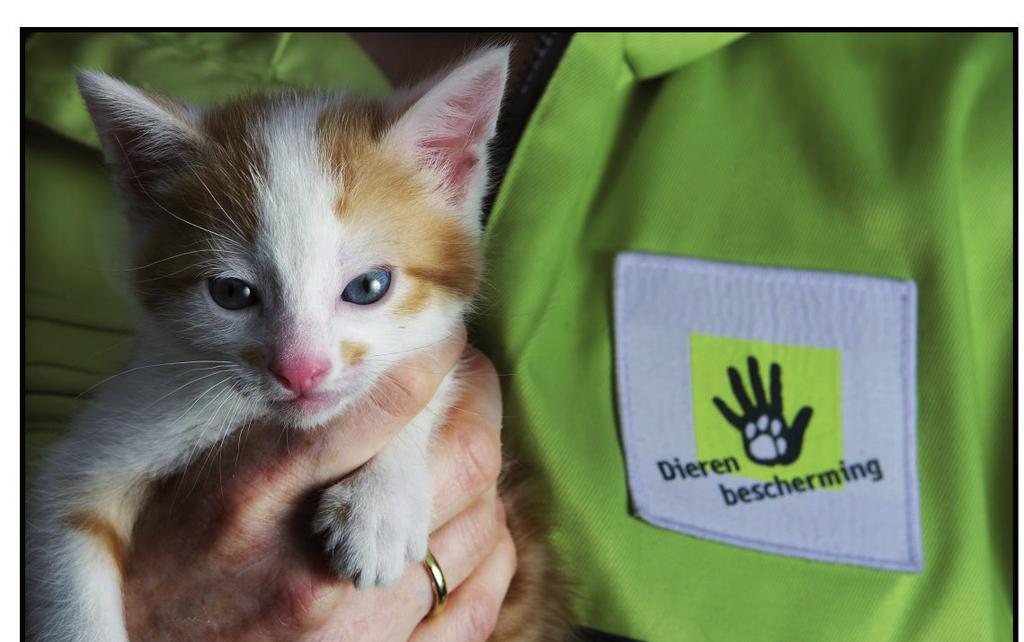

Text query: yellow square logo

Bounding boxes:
[690,333,843,484]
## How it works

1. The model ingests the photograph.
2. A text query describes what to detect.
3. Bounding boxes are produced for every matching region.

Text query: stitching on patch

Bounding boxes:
[635,507,917,569]
[621,253,914,295]
[615,255,639,517]
[900,284,923,569]
[614,252,921,570]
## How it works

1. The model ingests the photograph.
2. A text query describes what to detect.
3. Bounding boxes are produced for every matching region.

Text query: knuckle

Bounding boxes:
[465,347,499,386]
[221,469,293,526]
[459,499,499,555]
[229,443,307,499]
[209,481,295,561]
[380,366,431,418]
[462,592,500,641]
[497,528,518,577]
[209,506,267,565]
[453,423,501,496]
[208,487,261,546]
[278,572,336,628]
[460,350,502,425]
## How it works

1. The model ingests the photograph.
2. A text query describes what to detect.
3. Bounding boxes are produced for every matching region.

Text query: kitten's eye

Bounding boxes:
[342,268,391,305]
[208,277,259,310]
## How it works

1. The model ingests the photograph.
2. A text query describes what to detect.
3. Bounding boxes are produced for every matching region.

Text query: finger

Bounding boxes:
[769,362,783,415]
[222,327,468,523]
[312,326,470,483]
[454,346,503,429]
[389,493,505,633]
[791,406,813,434]
[727,366,754,413]
[747,356,767,408]
[409,527,517,642]
[426,493,502,599]
[713,397,744,429]
[428,355,503,529]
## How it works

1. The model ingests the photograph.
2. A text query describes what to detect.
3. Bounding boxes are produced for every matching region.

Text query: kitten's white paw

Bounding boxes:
[315,470,430,589]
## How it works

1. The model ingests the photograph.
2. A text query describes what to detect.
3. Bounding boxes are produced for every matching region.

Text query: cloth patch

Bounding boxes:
[614,253,922,572]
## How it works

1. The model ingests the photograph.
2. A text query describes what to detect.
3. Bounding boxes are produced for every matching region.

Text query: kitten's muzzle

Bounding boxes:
[270,356,331,396]
[273,390,342,415]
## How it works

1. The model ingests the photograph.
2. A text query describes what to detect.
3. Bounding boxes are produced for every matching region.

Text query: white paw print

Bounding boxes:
[744,414,788,463]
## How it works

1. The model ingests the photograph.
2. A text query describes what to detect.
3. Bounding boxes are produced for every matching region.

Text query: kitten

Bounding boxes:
[27,48,568,641]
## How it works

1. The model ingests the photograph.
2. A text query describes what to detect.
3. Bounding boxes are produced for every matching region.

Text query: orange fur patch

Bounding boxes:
[340,340,369,366]
[316,100,392,187]
[237,347,263,369]
[316,101,482,309]
[66,512,128,579]
[392,275,433,316]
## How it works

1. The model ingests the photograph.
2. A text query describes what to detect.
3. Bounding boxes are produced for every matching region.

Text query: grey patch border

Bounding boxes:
[613,252,923,572]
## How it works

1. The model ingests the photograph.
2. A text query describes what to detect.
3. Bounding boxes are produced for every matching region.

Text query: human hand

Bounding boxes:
[712,356,813,466]
[123,329,515,641]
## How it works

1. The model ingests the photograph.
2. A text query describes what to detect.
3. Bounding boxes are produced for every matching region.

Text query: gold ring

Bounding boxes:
[423,549,448,616]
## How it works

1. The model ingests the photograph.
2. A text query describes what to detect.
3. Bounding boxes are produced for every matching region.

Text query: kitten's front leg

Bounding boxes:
[28,476,149,642]
[30,525,131,642]
[314,401,440,589]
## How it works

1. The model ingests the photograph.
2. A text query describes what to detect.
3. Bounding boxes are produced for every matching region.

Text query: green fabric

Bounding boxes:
[26,32,390,149]
[478,32,1012,641]
[24,32,391,473]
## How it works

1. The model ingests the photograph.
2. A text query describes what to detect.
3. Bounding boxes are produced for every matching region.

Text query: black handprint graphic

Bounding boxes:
[712,356,813,466]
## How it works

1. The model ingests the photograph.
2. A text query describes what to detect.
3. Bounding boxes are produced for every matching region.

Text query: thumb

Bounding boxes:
[791,406,813,435]
[219,326,468,519]
[310,326,469,485]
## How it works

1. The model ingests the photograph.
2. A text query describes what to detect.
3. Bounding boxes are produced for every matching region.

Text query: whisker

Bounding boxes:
[125,247,244,272]
[358,330,461,361]
[189,168,250,243]
[146,367,235,409]
[76,360,233,398]
[173,379,236,497]
[191,388,244,495]
[169,372,236,425]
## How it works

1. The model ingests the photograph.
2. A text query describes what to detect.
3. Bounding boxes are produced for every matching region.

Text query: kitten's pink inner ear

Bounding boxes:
[391,49,509,209]
[419,68,504,201]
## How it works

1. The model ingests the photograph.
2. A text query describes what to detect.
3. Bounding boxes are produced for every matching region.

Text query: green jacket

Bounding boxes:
[25,32,1012,641]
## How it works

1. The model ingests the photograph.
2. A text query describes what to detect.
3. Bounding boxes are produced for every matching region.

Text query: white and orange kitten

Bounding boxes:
[28,48,567,641]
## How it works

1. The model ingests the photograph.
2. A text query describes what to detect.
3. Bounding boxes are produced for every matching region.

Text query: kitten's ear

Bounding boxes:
[77,71,201,191]
[385,47,509,216]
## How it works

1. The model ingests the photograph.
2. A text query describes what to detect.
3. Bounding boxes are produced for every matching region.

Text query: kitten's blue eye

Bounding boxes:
[208,277,259,310]
[342,269,391,305]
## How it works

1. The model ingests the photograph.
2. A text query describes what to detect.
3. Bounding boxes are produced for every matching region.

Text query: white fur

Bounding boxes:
[28,47,509,641]
[76,70,200,164]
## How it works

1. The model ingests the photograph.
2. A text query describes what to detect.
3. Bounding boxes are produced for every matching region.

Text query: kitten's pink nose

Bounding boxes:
[270,356,330,396]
